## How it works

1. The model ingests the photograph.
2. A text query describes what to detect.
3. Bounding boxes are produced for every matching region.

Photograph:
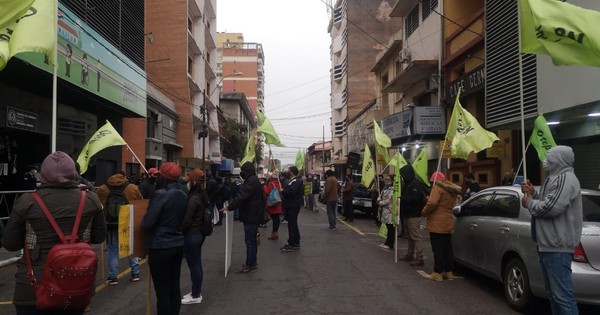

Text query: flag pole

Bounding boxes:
[51,0,58,153]
[517,1,528,181]
[125,143,148,173]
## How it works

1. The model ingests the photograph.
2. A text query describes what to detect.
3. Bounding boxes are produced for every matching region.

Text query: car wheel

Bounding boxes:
[503,257,534,312]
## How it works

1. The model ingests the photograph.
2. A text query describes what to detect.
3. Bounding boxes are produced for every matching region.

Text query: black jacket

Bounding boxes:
[400,166,428,218]
[229,173,264,224]
[182,187,209,234]
[282,175,304,209]
[141,182,187,248]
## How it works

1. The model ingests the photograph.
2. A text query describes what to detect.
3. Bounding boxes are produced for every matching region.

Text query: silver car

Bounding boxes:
[452,186,600,312]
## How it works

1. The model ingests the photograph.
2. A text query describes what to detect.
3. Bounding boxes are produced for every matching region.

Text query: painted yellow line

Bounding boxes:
[337,217,365,236]
[0,259,148,305]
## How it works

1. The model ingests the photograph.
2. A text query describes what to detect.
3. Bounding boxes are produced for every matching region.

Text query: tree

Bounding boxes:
[221,120,247,162]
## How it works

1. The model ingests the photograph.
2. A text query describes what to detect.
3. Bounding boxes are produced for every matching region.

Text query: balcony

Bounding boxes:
[205,59,216,79]
[145,138,163,160]
[204,26,216,49]
[188,73,201,94]
[189,0,201,19]
[390,0,419,17]
[382,60,437,93]
[188,30,201,56]
[205,0,216,19]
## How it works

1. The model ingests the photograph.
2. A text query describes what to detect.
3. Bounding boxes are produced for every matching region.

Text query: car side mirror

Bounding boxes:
[452,205,461,217]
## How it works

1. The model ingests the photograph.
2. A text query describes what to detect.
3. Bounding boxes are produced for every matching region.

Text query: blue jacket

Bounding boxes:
[141,182,187,249]
[282,175,304,209]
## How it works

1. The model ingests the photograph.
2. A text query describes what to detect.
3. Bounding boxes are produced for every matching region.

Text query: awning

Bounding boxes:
[164,141,183,149]
[382,60,437,93]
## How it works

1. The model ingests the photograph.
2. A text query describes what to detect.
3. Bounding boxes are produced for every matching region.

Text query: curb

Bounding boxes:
[0,256,20,268]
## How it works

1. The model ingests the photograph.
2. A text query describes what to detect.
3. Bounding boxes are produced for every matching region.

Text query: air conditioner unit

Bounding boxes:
[428,74,439,91]
[400,48,411,63]
[156,113,163,123]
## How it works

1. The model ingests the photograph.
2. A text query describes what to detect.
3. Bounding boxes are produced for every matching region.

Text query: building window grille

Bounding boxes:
[405,6,419,38]
[422,0,438,20]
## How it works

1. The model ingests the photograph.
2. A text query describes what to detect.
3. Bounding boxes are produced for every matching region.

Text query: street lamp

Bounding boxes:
[201,71,243,172]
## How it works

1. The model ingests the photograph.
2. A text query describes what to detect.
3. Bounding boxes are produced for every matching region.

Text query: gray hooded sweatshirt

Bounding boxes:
[525,145,583,253]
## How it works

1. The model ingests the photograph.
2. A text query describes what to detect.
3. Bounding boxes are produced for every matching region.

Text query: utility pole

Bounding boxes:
[201,90,207,172]
[322,125,325,179]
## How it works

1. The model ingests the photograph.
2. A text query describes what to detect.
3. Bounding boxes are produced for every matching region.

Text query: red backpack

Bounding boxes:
[24,191,98,311]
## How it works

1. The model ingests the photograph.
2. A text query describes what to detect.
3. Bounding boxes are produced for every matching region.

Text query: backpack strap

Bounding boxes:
[24,191,87,285]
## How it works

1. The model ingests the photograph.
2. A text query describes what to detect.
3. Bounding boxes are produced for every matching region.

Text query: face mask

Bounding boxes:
[542,159,548,171]
[240,172,246,179]
[384,181,392,186]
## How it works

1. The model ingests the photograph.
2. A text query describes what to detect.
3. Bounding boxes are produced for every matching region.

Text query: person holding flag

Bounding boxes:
[398,165,428,266]
[421,171,461,281]
[376,174,395,251]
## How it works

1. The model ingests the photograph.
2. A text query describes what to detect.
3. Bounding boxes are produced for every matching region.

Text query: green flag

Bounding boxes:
[519,0,600,67]
[361,144,375,187]
[294,150,305,170]
[387,152,408,169]
[374,119,391,147]
[412,149,430,186]
[378,223,387,238]
[446,89,499,159]
[0,0,56,70]
[77,120,127,174]
[257,111,284,147]
[241,130,256,165]
[529,114,557,161]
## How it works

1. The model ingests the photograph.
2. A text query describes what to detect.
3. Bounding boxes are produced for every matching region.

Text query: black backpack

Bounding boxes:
[199,206,214,236]
[105,182,129,230]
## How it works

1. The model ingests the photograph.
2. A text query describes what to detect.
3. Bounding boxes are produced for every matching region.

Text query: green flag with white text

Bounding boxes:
[361,144,375,187]
[412,149,430,187]
[519,0,600,67]
[241,130,256,165]
[529,114,556,161]
[77,120,126,174]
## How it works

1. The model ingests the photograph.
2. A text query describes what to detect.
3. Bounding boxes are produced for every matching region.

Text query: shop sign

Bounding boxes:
[17,4,146,117]
[6,106,37,132]
[382,110,412,140]
[486,141,505,158]
[446,65,485,101]
[413,106,445,134]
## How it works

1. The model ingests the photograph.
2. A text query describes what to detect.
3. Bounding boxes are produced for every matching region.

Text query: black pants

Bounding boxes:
[286,206,301,246]
[385,224,395,248]
[148,247,184,315]
[343,200,353,220]
[429,232,454,273]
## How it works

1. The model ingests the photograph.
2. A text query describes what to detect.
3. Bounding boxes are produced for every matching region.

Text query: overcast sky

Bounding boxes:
[217,0,332,165]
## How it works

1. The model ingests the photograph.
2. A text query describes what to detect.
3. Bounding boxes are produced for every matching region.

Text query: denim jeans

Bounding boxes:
[326,201,337,228]
[270,213,280,232]
[286,206,301,246]
[538,251,579,315]
[107,229,140,278]
[184,233,205,298]
[148,247,183,315]
[308,193,315,210]
[243,223,259,267]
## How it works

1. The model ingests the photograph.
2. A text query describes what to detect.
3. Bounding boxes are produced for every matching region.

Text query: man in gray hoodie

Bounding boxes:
[521,145,582,315]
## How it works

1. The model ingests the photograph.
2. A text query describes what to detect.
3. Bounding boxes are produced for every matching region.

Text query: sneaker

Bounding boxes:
[281,220,288,224]
[130,274,140,282]
[105,278,118,286]
[280,244,294,252]
[259,224,267,228]
[236,265,258,274]
[410,259,425,267]
[181,294,203,305]
[329,226,336,231]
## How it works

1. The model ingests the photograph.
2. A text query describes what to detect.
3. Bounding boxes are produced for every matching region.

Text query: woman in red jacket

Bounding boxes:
[264,173,283,240]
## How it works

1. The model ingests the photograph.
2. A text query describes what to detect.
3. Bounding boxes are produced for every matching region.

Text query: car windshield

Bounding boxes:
[582,194,600,222]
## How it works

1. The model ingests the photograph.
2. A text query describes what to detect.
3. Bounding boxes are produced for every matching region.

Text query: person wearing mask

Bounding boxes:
[1,151,106,315]
[138,167,159,199]
[279,171,291,224]
[141,162,187,315]
[463,172,480,201]
[421,171,462,281]
[221,162,264,273]
[322,170,339,230]
[280,166,304,252]
[181,169,208,305]
[377,174,395,250]
[21,165,39,190]
[264,173,282,240]
[521,146,582,314]
[399,165,428,266]
[97,170,143,285]
[341,174,355,222]
[311,174,320,212]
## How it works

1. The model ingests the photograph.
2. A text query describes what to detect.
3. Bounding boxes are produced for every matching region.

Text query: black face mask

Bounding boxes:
[240,172,246,179]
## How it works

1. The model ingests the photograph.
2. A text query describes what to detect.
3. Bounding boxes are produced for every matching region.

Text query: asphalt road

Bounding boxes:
[0,203,598,314]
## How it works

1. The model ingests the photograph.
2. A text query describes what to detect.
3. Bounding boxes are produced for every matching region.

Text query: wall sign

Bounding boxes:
[7,106,37,132]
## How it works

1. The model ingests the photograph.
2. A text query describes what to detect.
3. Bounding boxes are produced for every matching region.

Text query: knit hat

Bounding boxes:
[159,162,181,181]
[184,168,205,182]
[39,151,78,184]
[147,167,159,175]
[430,171,445,182]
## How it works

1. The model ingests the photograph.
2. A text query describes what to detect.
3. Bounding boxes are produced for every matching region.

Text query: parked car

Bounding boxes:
[337,174,375,217]
[452,186,600,312]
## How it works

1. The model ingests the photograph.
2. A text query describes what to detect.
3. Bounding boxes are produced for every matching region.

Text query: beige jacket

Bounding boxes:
[422,179,462,234]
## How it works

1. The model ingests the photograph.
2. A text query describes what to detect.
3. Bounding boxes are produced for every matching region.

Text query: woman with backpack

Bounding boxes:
[180,169,209,305]
[264,173,282,240]
[1,151,106,314]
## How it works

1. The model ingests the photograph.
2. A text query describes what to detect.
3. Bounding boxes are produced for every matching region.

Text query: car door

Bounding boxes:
[472,192,521,278]
[452,192,494,269]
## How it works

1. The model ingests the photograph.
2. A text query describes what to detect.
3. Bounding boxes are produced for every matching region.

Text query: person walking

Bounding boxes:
[521,145,582,315]
[421,171,462,281]
[311,174,320,212]
[376,174,395,251]
[264,173,282,240]
[221,162,264,273]
[97,170,143,285]
[139,167,159,199]
[399,165,428,266]
[141,162,187,315]
[341,174,355,222]
[280,166,304,252]
[181,169,208,305]
[322,170,339,230]
[1,151,106,315]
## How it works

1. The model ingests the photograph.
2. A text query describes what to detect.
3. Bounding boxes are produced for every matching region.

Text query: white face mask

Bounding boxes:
[542,159,548,171]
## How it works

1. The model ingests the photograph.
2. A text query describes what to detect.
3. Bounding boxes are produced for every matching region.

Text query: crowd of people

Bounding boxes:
[0,146,584,315]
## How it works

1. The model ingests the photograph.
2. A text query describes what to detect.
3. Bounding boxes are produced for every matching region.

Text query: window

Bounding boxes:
[460,194,493,216]
[582,194,600,222]
[422,0,438,20]
[405,6,419,38]
[147,111,157,138]
[487,194,520,218]
[188,56,193,75]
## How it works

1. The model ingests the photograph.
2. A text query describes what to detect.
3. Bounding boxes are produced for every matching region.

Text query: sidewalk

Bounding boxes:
[0,248,20,268]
